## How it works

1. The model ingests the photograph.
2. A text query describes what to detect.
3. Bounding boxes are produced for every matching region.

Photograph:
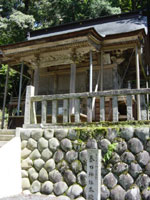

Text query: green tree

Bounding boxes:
[54,0,120,24]
[110,0,148,12]
[0,65,18,107]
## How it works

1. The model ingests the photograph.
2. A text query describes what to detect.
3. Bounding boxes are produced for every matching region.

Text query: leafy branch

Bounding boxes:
[103,142,117,162]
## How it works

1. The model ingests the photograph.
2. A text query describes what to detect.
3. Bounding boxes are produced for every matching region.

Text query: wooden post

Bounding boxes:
[146,80,149,120]
[92,53,102,120]
[100,97,105,121]
[100,51,104,91]
[24,86,37,125]
[34,66,39,95]
[63,99,68,123]
[69,63,76,119]
[89,51,95,120]
[52,100,57,123]
[17,63,24,116]
[112,96,118,122]
[41,100,47,124]
[113,65,118,89]
[127,81,133,121]
[135,46,141,120]
[54,75,58,94]
[87,98,92,122]
[75,98,80,123]
[87,149,101,200]
[1,66,9,129]
[89,50,93,93]
[141,95,147,120]
[127,95,133,121]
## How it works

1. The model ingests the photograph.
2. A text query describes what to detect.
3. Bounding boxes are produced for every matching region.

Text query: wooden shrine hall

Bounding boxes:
[0,11,150,128]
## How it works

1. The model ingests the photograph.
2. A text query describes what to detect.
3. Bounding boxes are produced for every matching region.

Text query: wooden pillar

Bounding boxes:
[92,52,102,120]
[146,80,149,120]
[1,66,9,129]
[89,50,93,93]
[89,51,95,120]
[17,63,24,116]
[100,51,104,91]
[135,45,141,120]
[54,74,58,94]
[33,66,39,95]
[113,64,118,89]
[69,63,76,116]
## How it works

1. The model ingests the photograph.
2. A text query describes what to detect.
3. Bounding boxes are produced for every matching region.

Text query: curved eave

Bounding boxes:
[0,28,103,51]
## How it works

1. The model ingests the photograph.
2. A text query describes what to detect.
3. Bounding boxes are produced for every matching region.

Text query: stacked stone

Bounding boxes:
[21,128,87,200]
[101,127,150,200]
[21,126,150,200]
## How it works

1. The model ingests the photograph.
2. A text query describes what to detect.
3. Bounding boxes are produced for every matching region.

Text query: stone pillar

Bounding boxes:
[87,149,101,200]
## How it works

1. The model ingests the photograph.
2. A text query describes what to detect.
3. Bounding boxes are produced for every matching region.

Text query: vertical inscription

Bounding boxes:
[87,149,101,200]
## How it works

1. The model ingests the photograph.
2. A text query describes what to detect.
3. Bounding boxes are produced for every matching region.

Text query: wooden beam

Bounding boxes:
[135,45,141,120]
[1,66,9,129]
[17,63,24,116]
[40,63,116,76]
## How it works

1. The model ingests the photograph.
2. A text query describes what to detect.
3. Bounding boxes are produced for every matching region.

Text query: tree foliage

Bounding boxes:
[0,0,148,45]
[0,0,121,44]
[0,10,35,44]
[110,0,148,12]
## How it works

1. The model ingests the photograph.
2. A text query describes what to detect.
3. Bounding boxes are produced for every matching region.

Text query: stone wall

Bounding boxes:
[20,126,150,200]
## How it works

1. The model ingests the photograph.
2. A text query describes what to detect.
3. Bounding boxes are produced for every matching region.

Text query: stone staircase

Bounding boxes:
[0,130,16,148]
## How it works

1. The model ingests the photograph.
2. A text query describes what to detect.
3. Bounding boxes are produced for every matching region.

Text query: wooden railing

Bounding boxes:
[24,86,150,125]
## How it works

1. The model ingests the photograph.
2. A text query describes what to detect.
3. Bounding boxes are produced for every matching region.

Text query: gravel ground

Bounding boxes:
[0,195,57,200]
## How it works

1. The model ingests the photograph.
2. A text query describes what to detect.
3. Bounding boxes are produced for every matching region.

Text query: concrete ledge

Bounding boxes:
[0,129,16,135]
[0,194,60,200]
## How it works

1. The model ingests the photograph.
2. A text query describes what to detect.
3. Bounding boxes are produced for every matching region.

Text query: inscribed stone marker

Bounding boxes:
[87,149,101,200]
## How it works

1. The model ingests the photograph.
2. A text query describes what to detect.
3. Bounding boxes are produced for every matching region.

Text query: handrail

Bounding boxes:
[31,88,150,101]
[24,86,150,125]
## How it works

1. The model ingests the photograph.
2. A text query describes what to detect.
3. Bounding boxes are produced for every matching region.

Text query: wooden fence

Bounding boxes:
[24,86,150,125]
